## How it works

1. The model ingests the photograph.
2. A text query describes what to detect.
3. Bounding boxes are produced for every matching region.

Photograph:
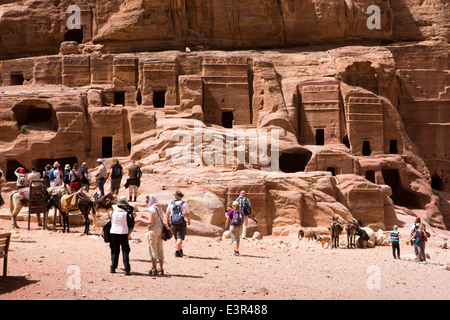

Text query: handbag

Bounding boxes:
[156,206,172,241]
[102,221,112,243]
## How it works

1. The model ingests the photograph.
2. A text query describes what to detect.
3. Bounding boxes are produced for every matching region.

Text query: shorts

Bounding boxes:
[170,221,187,240]
[230,225,243,243]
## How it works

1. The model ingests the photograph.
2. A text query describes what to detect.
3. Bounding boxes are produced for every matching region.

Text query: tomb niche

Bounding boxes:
[12,101,58,132]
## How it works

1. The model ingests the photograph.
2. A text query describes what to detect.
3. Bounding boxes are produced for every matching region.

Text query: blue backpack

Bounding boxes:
[170,200,185,225]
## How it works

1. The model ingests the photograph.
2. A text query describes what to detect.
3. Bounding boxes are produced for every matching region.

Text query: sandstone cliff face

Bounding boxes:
[0,0,449,234]
[0,0,449,60]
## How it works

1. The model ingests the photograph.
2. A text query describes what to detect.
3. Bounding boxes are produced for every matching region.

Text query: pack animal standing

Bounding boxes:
[346,219,360,248]
[328,216,343,249]
[9,189,49,229]
[60,192,97,234]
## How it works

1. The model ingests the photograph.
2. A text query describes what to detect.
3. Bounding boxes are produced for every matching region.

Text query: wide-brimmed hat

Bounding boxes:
[97,158,103,163]
[117,196,128,206]
[64,164,71,170]
[174,190,184,198]
[53,161,60,167]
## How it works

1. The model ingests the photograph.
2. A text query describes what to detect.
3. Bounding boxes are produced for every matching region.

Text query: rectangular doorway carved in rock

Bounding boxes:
[102,137,113,158]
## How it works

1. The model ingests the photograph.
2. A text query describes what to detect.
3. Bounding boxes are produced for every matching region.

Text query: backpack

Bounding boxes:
[63,170,70,184]
[17,174,27,187]
[49,169,55,181]
[230,209,244,227]
[136,167,142,180]
[170,200,185,225]
[125,205,135,230]
[111,165,123,179]
[239,198,251,216]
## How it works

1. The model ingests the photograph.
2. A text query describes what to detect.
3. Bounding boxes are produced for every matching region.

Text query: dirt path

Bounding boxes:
[1,211,449,301]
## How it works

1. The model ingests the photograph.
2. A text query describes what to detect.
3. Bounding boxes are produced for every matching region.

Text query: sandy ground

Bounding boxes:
[0,203,449,301]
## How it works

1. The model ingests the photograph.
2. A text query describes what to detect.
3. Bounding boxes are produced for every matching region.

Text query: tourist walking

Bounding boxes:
[14,167,28,190]
[390,225,401,259]
[49,162,62,187]
[225,201,245,256]
[166,190,190,257]
[136,195,165,275]
[126,161,142,202]
[411,223,427,264]
[109,196,132,275]
[109,158,123,198]
[69,163,83,192]
[235,190,252,239]
[96,158,108,196]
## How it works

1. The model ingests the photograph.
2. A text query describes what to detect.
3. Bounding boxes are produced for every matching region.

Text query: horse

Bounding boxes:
[60,193,97,234]
[346,219,360,248]
[9,189,49,229]
[328,216,343,249]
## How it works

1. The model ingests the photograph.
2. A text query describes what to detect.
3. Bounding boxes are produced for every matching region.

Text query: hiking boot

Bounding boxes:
[180,249,184,256]
[134,197,137,202]
[175,251,183,257]
[234,250,240,256]
[110,268,116,273]
[158,269,164,276]
[149,269,157,276]
[129,196,132,202]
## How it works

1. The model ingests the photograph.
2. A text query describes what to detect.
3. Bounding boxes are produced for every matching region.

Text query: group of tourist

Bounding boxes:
[389,217,429,264]
[7,158,142,202]
[0,160,431,276]
[107,189,253,276]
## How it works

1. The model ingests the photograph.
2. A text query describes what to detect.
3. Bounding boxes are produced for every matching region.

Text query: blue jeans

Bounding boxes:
[97,177,106,196]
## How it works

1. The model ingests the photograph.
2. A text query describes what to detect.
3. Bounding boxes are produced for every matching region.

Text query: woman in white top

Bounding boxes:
[109,196,131,275]
[136,195,165,276]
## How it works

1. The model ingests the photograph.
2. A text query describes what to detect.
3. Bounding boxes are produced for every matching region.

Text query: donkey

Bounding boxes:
[328,216,343,249]
[59,194,97,234]
[346,219,360,248]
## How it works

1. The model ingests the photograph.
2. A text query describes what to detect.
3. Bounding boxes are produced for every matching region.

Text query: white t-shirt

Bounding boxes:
[166,200,190,216]
[50,169,62,187]
[149,206,164,229]
[110,205,128,235]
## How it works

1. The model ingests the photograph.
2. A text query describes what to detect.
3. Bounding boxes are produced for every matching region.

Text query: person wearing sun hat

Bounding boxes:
[96,158,108,196]
[109,196,132,275]
[234,190,252,239]
[166,190,190,257]
[49,162,62,187]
